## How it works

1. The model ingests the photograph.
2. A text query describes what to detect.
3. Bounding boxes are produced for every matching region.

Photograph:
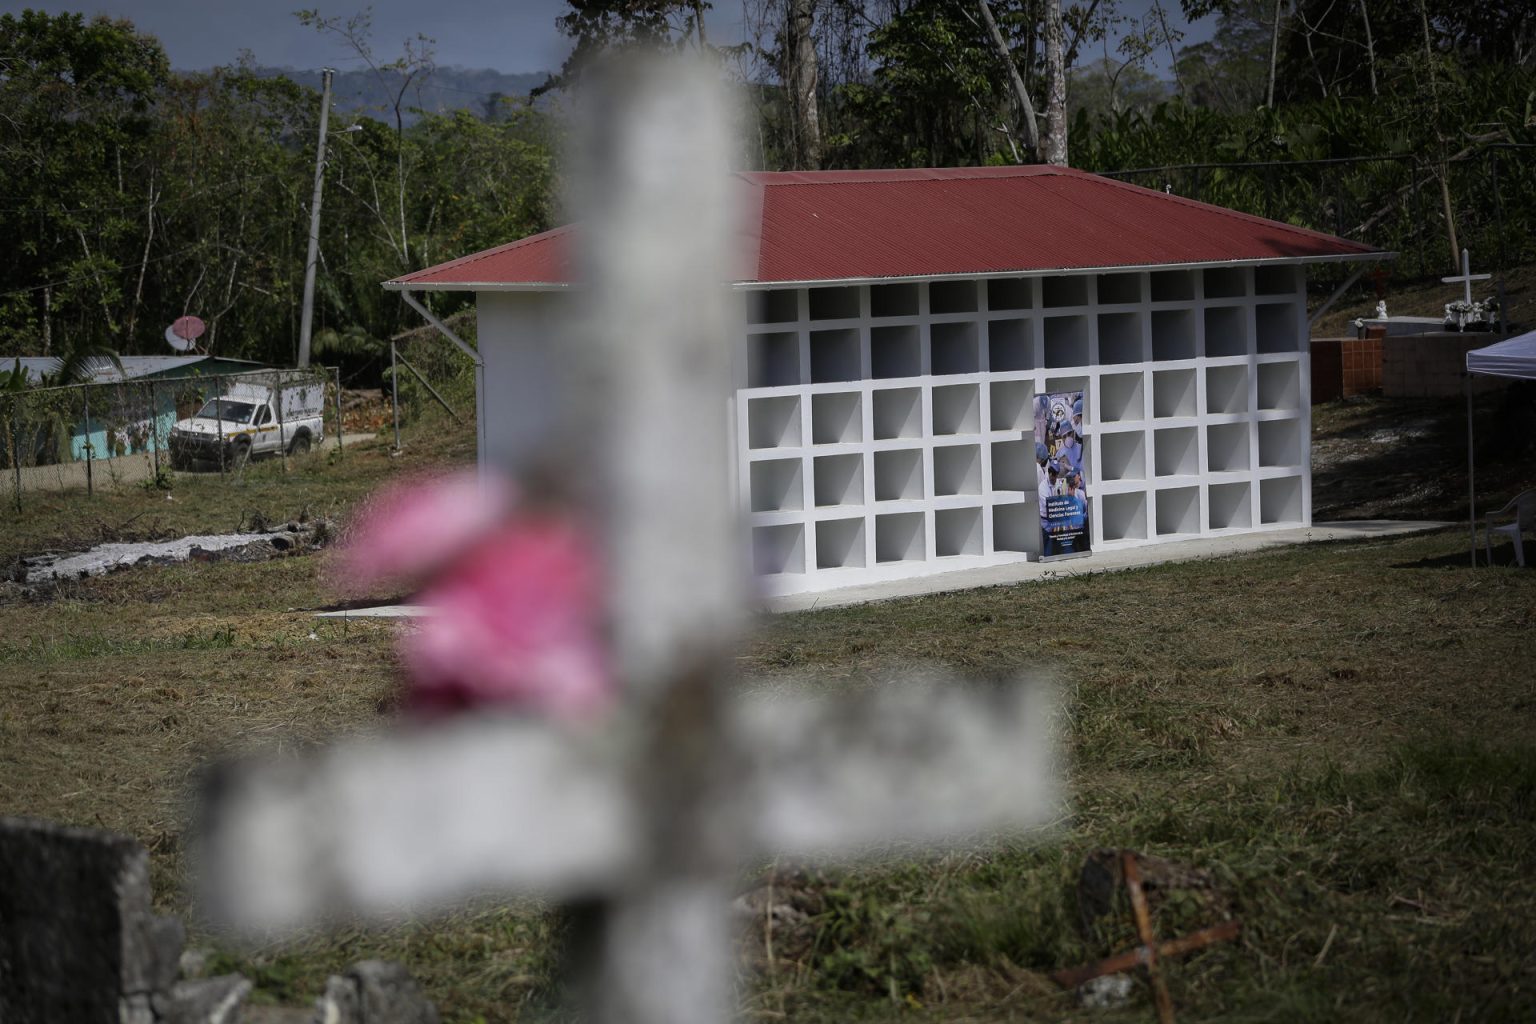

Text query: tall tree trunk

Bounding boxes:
[976,0,1039,161]
[1418,0,1459,267]
[1042,0,1068,166]
[1266,0,1283,107]
[1358,0,1378,96]
[783,0,822,170]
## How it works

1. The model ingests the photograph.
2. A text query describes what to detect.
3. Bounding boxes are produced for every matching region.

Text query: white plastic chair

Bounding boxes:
[1486,489,1536,567]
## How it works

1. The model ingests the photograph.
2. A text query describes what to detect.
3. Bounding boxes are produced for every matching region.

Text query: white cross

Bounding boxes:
[196,58,1058,1024]
[1442,247,1490,306]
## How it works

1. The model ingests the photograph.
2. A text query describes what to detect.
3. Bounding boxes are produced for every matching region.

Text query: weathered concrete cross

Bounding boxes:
[197,59,1057,1024]
[1441,246,1490,306]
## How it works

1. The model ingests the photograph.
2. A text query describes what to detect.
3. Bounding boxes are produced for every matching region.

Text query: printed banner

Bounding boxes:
[1034,391,1090,561]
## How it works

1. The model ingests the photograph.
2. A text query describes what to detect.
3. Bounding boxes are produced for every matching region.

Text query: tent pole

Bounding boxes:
[1466,371,1476,567]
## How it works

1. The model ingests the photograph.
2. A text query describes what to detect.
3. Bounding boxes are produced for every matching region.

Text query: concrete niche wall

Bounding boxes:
[732,263,1311,596]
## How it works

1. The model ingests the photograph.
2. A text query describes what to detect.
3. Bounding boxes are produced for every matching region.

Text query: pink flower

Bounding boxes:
[403,516,610,719]
[336,471,611,720]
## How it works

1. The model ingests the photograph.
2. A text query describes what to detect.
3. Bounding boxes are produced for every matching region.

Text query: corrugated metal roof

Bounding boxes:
[2,355,263,384]
[384,165,1385,291]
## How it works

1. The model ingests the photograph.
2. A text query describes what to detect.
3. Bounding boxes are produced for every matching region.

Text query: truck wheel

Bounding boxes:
[229,438,252,470]
[170,450,189,471]
[288,431,311,456]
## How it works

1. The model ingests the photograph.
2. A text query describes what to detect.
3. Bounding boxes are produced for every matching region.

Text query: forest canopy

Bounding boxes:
[1,2,1530,371]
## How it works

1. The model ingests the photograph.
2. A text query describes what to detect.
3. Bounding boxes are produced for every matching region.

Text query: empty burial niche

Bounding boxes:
[991,379,1034,431]
[1101,491,1148,542]
[1099,372,1145,424]
[1098,312,1144,364]
[1153,368,1198,419]
[1204,266,1248,298]
[991,440,1033,491]
[750,458,804,513]
[870,282,919,318]
[1041,275,1089,308]
[808,285,861,322]
[748,395,802,449]
[1260,475,1303,524]
[931,321,981,374]
[1149,269,1195,302]
[1255,303,1299,353]
[933,444,983,496]
[1043,316,1090,368]
[1155,485,1201,537]
[992,502,1038,554]
[988,319,1032,372]
[811,391,862,445]
[1254,264,1297,296]
[814,452,865,507]
[753,523,805,576]
[815,516,866,569]
[873,387,922,440]
[1203,305,1248,358]
[987,277,1032,311]
[875,511,925,563]
[1205,364,1249,415]
[1154,425,1200,477]
[809,329,861,383]
[1258,418,1302,468]
[932,383,981,435]
[747,289,798,325]
[1099,429,1147,481]
[1097,272,1142,305]
[747,332,800,388]
[1208,481,1253,530]
[1206,421,1250,473]
[874,448,924,501]
[929,279,978,314]
[935,505,984,556]
[871,324,922,379]
[1257,361,1301,410]
[1150,309,1196,361]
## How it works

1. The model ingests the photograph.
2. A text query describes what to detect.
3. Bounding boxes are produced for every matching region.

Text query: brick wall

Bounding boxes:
[1311,335,1383,403]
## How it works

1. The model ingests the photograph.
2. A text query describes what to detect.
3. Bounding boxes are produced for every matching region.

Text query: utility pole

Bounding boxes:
[297,67,334,369]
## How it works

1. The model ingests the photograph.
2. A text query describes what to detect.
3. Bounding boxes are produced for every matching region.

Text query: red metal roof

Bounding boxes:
[385,165,1383,290]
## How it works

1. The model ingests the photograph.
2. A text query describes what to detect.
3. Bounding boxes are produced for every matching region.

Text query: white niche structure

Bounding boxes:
[733,264,1317,594]
[386,166,1384,598]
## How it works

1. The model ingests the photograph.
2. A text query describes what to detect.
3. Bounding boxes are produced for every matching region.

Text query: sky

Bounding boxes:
[2,1,1208,77]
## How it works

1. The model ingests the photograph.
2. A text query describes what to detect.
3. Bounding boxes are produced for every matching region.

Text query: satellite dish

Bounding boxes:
[165,315,206,353]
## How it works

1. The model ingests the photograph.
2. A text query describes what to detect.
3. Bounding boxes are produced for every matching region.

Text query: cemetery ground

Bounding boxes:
[2,396,1534,1023]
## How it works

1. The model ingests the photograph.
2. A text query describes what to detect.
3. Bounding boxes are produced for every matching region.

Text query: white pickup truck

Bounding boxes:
[168,380,325,470]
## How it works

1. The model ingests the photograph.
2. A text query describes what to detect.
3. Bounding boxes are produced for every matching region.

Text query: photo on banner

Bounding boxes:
[1034,391,1090,561]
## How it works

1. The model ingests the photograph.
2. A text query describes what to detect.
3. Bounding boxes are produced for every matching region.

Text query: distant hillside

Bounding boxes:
[239,66,553,122]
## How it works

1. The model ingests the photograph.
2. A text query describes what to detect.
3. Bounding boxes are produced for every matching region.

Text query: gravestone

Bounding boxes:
[197,57,1059,1024]
[0,816,184,1024]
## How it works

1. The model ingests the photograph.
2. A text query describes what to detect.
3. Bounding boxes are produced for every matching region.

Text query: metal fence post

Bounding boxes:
[150,380,161,481]
[390,340,401,451]
[11,393,20,514]
[82,381,94,497]
[215,375,226,480]
[333,365,344,456]
[277,369,288,474]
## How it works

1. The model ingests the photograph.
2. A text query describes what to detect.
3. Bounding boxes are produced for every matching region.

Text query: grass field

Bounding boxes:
[2,399,1534,1022]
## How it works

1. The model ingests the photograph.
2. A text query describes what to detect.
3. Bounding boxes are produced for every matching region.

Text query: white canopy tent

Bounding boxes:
[1465,329,1536,564]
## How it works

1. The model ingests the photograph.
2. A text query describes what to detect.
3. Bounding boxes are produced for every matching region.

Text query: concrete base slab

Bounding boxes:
[313,520,1451,620]
[766,520,1450,612]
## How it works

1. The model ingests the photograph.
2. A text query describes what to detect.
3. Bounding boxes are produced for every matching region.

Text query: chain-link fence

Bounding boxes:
[2,367,344,511]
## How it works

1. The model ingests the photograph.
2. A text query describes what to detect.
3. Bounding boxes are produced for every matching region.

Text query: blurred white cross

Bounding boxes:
[198,58,1058,1024]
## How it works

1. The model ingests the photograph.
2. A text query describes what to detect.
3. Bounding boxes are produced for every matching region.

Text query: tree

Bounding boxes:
[782,0,824,169]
